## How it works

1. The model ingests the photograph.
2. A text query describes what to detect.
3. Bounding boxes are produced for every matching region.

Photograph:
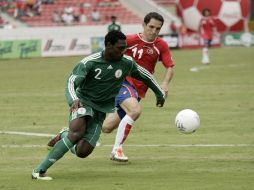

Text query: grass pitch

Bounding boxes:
[0,47,253,190]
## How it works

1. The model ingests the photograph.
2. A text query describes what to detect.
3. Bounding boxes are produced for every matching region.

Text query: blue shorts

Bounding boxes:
[204,39,212,47]
[115,81,140,119]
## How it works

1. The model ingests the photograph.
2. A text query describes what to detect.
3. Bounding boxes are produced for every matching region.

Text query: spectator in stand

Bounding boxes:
[33,0,42,16]
[52,9,62,24]
[91,8,101,23]
[14,0,26,19]
[78,3,87,24]
[26,0,36,17]
[62,12,74,25]
[73,4,87,23]
[199,8,216,65]
[62,4,74,25]
[107,15,121,32]
[64,4,74,15]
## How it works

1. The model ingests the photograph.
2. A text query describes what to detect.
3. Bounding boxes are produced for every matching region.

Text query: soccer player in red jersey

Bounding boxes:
[199,8,216,64]
[102,12,175,162]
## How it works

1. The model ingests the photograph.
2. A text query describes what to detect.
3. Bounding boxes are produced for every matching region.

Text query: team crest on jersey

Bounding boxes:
[145,46,154,55]
[77,107,86,115]
[115,69,122,78]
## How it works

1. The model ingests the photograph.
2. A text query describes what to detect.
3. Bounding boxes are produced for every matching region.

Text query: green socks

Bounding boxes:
[60,130,76,155]
[35,136,73,173]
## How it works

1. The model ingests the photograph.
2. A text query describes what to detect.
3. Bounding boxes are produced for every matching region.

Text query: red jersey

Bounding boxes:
[125,33,174,98]
[200,16,215,40]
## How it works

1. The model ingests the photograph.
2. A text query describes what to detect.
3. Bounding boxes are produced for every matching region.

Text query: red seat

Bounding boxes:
[7,0,141,27]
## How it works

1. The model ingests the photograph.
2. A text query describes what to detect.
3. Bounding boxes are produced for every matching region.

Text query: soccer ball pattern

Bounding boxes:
[175,109,200,134]
[176,0,251,32]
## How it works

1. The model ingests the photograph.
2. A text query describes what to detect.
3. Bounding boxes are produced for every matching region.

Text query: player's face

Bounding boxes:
[107,39,127,61]
[143,18,162,42]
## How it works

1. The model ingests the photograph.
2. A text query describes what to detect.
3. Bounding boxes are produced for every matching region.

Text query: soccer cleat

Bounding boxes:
[96,141,101,147]
[202,56,210,65]
[32,170,52,180]
[47,127,69,149]
[110,147,128,162]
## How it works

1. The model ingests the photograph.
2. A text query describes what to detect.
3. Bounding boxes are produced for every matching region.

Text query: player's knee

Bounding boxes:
[76,142,94,158]
[68,132,83,144]
[128,107,141,120]
[76,151,91,158]
[102,123,115,133]
[102,126,113,133]
[68,118,86,143]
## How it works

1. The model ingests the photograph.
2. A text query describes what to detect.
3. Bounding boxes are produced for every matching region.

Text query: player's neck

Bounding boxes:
[102,50,110,61]
[140,33,155,42]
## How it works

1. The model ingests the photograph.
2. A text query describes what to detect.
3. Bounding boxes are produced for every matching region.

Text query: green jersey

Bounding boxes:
[108,22,121,32]
[65,51,164,113]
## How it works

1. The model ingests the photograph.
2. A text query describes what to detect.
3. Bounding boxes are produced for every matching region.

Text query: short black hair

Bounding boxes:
[144,12,164,26]
[111,15,117,20]
[104,30,126,46]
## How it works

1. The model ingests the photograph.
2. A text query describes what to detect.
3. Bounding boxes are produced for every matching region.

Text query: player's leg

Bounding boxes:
[47,127,80,155]
[102,112,121,133]
[202,39,210,64]
[114,97,141,148]
[47,127,69,149]
[72,110,105,158]
[111,83,141,162]
[32,108,87,180]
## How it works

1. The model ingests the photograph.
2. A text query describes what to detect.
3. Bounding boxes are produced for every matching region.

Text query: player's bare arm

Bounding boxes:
[160,67,174,98]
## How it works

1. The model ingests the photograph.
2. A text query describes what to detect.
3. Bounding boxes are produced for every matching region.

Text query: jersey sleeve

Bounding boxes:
[126,34,136,46]
[65,62,90,105]
[159,40,175,68]
[129,61,165,100]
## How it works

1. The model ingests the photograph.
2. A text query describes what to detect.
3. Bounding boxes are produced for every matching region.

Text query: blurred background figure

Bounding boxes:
[91,8,101,23]
[199,8,216,65]
[14,0,26,19]
[169,20,178,36]
[107,15,121,32]
[52,9,62,24]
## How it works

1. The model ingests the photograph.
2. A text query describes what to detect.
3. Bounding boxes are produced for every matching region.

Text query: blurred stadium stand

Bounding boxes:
[1,0,180,28]
[3,0,143,27]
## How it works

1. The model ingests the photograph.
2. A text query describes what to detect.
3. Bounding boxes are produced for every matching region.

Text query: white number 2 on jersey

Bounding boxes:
[94,68,102,79]
[131,47,143,59]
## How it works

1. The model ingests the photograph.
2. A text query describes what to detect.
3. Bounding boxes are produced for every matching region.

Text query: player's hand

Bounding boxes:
[156,98,165,107]
[70,99,82,112]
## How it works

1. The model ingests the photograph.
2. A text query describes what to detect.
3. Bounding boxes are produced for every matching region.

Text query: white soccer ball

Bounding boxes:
[175,109,200,134]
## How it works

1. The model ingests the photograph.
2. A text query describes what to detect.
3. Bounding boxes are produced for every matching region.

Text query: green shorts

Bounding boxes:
[69,105,106,147]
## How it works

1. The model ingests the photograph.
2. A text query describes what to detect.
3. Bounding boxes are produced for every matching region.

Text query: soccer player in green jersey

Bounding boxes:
[32,30,165,180]
[107,15,121,32]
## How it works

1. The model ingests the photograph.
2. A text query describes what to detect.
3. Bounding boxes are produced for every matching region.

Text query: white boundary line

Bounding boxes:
[1,144,253,148]
[1,130,253,148]
[0,130,54,137]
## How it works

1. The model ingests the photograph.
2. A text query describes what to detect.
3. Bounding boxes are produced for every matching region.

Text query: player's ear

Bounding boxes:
[106,42,113,48]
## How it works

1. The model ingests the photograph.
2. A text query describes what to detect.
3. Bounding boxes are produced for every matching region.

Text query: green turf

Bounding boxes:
[0,47,253,190]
